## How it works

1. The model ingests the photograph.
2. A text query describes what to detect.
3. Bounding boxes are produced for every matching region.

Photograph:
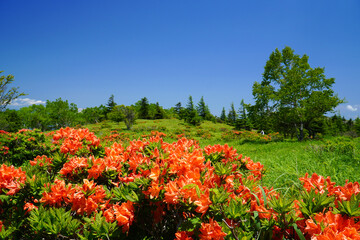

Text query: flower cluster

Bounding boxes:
[0,127,359,239]
[0,164,26,195]
[53,127,100,155]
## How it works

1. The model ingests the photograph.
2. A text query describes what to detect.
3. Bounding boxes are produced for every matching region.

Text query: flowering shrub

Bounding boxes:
[0,127,359,239]
[221,130,280,143]
[0,129,52,166]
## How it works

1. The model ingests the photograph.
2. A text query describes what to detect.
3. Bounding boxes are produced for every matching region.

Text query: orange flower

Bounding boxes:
[299,173,335,195]
[105,201,135,232]
[24,202,38,214]
[0,164,26,195]
[175,231,194,240]
[199,218,227,240]
[30,155,53,167]
[40,179,74,207]
[164,181,180,205]
[305,211,360,239]
[59,157,88,178]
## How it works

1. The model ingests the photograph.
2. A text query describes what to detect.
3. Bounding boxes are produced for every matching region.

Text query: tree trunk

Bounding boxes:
[299,123,304,141]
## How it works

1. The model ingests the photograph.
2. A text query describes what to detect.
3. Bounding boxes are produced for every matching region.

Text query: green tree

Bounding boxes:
[107,105,125,123]
[227,103,237,126]
[106,94,116,114]
[174,102,184,119]
[0,109,21,132]
[0,70,26,112]
[220,107,227,122]
[196,96,212,120]
[138,97,150,119]
[354,117,360,136]
[80,105,107,124]
[235,99,253,130]
[184,96,201,126]
[46,98,79,129]
[154,102,165,119]
[18,104,49,131]
[123,106,137,130]
[251,46,342,140]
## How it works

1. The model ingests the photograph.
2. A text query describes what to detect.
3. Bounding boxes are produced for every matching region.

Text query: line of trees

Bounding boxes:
[2,46,359,139]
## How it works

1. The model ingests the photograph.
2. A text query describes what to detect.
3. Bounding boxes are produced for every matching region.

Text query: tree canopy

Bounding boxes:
[249,46,342,140]
[0,70,26,112]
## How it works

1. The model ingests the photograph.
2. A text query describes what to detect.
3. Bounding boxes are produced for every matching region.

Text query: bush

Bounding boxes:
[0,129,52,166]
[0,128,359,239]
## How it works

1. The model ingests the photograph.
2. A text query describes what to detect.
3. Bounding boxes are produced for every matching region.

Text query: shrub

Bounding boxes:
[0,128,359,239]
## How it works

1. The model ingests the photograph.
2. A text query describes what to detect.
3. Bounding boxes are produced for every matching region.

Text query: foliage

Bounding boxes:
[184,96,202,126]
[250,46,343,141]
[1,127,360,239]
[107,105,126,123]
[106,94,117,114]
[0,70,26,112]
[0,129,52,166]
[220,107,227,122]
[45,98,79,129]
[123,106,137,130]
[80,105,107,124]
[138,97,150,119]
[227,102,237,126]
[196,96,213,121]
[0,109,22,132]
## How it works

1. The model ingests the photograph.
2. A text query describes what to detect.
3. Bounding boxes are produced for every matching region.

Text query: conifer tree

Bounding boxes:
[220,107,227,122]
[227,103,237,126]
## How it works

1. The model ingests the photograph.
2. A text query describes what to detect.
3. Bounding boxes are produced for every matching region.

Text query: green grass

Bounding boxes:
[83,119,360,191]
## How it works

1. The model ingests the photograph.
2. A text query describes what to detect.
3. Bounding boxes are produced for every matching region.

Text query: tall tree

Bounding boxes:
[45,98,78,129]
[184,96,201,126]
[123,106,137,130]
[138,97,150,119]
[235,99,252,130]
[251,46,342,140]
[154,102,165,119]
[354,117,360,136]
[196,96,213,120]
[227,103,237,126]
[174,102,184,119]
[0,70,26,112]
[220,107,227,122]
[106,94,116,114]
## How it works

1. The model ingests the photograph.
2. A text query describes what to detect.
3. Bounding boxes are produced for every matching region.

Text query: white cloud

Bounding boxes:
[346,105,358,112]
[10,98,46,106]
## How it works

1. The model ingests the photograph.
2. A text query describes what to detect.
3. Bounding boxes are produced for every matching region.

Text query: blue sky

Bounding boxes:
[1,0,359,118]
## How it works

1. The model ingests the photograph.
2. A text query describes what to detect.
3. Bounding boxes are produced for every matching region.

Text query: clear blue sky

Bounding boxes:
[1,0,359,118]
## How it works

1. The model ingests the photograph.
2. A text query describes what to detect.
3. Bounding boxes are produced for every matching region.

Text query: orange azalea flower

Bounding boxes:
[67,180,106,216]
[0,164,26,195]
[143,180,164,199]
[30,155,53,167]
[59,156,88,178]
[334,180,360,202]
[245,159,264,180]
[175,231,194,240]
[305,211,360,239]
[53,127,100,155]
[106,201,135,232]
[149,165,161,181]
[164,181,180,205]
[194,191,212,215]
[199,218,227,240]
[40,179,74,207]
[24,202,38,214]
[299,173,336,195]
